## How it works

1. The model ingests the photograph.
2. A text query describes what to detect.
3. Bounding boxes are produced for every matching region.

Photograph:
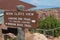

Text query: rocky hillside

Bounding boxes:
[36,7,60,20]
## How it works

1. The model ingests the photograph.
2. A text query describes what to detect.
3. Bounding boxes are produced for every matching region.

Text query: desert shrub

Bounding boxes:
[38,15,60,37]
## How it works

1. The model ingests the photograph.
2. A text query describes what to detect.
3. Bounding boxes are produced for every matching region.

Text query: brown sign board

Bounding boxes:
[4,11,38,29]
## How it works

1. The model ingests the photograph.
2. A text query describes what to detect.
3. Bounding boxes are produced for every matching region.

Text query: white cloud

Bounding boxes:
[21,0,60,7]
[30,0,60,6]
[30,0,41,5]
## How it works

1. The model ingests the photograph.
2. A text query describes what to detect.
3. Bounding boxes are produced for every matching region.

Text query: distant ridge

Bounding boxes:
[29,7,60,11]
[37,7,60,11]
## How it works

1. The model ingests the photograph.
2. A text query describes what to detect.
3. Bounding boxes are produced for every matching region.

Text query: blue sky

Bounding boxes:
[21,0,60,9]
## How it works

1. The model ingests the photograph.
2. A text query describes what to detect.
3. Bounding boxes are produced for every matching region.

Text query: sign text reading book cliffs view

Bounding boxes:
[4,11,38,28]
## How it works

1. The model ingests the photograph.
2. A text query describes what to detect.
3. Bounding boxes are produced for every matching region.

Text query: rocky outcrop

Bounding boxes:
[32,33,48,40]
[4,33,16,39]
[25,29,48,40]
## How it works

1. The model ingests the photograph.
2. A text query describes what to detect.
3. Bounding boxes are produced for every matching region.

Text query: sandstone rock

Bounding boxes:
[25,28,48,40]
[0,29,4,40]
[5,33,16,39]
[0,24,8,29]
[0,37,4,40]
[32,33,48,40]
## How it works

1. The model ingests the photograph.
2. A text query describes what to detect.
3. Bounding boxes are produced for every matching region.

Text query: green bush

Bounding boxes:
[38,15,60,37]
[39,15,60,29]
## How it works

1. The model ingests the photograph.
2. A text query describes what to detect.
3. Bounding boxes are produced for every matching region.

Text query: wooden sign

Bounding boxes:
[4,11,38,28]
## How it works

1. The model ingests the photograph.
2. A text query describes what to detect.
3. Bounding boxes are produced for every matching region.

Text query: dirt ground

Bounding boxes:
[48,37,60,40]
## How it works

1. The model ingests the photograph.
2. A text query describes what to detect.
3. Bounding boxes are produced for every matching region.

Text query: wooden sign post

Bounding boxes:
[4,11,38,40]
[18,28,25,40]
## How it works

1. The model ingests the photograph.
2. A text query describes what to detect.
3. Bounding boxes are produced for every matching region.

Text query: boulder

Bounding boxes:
[32,33,48,40]
[5,33,16,39]
[25,29,48,40]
